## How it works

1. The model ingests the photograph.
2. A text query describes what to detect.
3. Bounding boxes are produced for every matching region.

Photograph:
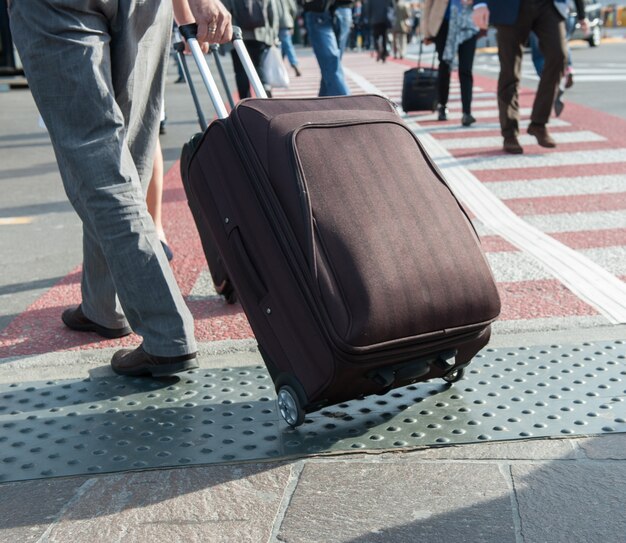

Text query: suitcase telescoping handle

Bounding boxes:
[178,24,268,120]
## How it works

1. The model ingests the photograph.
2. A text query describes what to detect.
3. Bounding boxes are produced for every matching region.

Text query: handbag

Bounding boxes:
[401,36,438,113]
[262,45,290,88]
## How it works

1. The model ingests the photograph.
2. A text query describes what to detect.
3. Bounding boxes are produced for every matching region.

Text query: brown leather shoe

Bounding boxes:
[62,305,132,339]
[503,136,524,155]
[527,123,557,148]
[111,344,198,377]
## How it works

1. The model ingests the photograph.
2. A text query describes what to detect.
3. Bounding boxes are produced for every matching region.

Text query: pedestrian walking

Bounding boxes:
[422,0,479,126]
[224,0,279,98]
[277,0,302,76]
[9,0,233,377]
[473,0,571,154]
[529,0,589,116]
[303,0,351,96]
[334,0,355,57]
[368,0,393,62]
[392,0,413,59]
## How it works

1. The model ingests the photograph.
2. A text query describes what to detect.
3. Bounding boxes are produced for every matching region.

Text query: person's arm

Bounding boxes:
[573,0,590,34]
[173,0,233,44]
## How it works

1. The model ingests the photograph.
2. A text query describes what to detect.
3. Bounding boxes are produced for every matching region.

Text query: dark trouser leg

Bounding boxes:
[231,40,269,99]
[458,34,477,115]
[495,22,528,138]
[531,2,567,125]
[434,19,450,107]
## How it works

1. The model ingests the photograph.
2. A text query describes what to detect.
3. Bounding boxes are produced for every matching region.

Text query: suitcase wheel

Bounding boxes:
[442,367,465,384]
[277,385,305,428]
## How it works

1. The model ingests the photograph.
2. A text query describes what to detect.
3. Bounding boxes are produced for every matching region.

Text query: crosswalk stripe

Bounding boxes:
[487,246,626,282]
[439,131,605,150]
[488,174,626,199]
[459,148,626,171]
[419,118,571,134]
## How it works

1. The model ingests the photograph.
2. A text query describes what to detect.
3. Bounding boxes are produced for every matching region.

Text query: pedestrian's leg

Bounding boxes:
[531,9,567,126]
[279,27,301,76]
[400,32,407,58]
[11,0,196,358]
[495,24,528,138]
[231,49,250,98]
[529,32,544,77]
[333,6,352,58]
[458,34,477,115]
[305,12,350,96]
[434,20,450,119]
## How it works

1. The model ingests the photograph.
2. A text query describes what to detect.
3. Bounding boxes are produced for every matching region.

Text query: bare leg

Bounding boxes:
[146,138,173,259]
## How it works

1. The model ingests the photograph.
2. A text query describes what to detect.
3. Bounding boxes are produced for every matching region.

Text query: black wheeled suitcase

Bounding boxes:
[401,40,438,112]
[180,25,501,427]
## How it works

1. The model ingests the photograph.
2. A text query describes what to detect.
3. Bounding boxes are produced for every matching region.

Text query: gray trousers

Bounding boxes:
[10,0,196,357]
[495,0,567,138]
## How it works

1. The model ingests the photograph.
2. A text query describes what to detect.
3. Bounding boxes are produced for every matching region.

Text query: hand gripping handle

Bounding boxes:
[178,23,267,120]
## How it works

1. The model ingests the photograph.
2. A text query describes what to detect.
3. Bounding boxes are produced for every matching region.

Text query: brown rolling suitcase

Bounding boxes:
[180,25,501,427]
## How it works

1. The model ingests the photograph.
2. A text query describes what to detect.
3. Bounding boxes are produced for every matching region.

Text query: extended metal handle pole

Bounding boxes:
[210,44,236,110]
[174,41,208,131]
[231,27,268,99]
[179,24,229,119]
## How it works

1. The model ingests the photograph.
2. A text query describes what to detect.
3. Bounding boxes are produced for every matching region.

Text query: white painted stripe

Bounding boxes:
[189,268,219,299]
[488,247,626,282]
[487,252,555,282]
[418,107,531,122]
[488,174,626,199]
[492,316,610,334]
[446,99,500,111]
[457,148,626,171]
[343,66,626,323]
[449,92,496,100]
[420,118,571,134]
[474,210,626,237]
[564,75,626,82]
[439,131,605,150]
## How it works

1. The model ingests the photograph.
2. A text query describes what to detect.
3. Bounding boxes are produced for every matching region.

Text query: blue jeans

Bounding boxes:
[304,11,350,96]
[333,6,353,58]
[279,28,299,67]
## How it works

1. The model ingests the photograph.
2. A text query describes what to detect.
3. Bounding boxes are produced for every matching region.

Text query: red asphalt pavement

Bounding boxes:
[2,51,626,358]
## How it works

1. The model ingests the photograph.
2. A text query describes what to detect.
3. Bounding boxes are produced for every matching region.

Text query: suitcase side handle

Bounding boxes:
[178,23,268,121]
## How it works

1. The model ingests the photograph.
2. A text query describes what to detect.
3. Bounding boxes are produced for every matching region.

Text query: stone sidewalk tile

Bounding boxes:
[277,462,516,543]
[0,477,89,543]
[512,462,626,543]
[36,464,292,543]
[379,438,577,461]
[575,434,626,459]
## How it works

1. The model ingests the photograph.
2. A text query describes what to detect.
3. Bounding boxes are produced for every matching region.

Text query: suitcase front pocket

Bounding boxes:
[292,120,500,350]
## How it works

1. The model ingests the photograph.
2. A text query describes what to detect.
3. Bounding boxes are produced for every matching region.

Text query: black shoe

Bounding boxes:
[437,105,448,121]
[528,122,556,148]
[503,136,524,155]
[461,113,476,127]
[175,76,185,84]
[62,305,132,339]
[292,65,302,77]
[111,344,198,377]
[159,120,167,135]
[161,240,173,261]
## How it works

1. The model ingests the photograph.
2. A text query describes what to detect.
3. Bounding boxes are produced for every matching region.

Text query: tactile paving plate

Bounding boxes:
[1,342,625,483]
